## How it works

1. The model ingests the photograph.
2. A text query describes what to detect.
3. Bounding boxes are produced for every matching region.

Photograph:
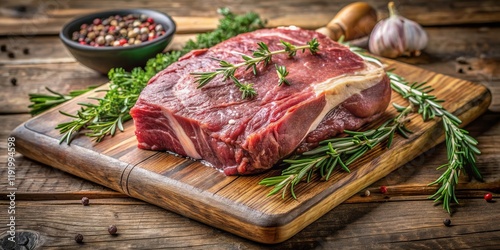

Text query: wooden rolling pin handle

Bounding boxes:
[316,2,378,41]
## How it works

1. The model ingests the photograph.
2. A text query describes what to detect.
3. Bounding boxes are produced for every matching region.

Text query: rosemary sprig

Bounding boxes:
[388,72,453,122]
[387,71,482,213]
[28,86,96,116]
[262,41,482,213]
[53,9,265,144]
[190,38,319,96]
[260,103,414,198]
[428,115,482,213]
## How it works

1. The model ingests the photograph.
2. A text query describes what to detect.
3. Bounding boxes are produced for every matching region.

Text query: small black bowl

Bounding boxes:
[60,9,176,74]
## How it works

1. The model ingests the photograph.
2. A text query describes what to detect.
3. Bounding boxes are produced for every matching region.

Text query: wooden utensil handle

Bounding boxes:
[316,2,377,41]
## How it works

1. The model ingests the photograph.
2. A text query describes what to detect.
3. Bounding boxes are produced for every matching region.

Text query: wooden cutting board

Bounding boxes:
[11,59,491,244]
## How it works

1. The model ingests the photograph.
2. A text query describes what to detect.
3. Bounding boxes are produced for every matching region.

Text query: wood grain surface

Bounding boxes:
[1,0,500,248]
[10,58,491,243]
[1,0,500,36]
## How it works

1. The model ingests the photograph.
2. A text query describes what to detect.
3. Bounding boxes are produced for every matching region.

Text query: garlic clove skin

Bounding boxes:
[369,2,428,58]
[369,16,405,58]
[402,17,428,56]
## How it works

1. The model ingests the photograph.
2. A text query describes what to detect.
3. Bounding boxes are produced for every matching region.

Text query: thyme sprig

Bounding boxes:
[190,38,319,96]
[259,104,414,199]
[51,8,265,144]
[231,76,257,99]
[261,41,482,213]
[275,65,290,86]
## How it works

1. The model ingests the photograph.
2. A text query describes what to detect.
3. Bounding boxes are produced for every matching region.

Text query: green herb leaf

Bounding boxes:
[190,38,319,97]
[275,64,290,86]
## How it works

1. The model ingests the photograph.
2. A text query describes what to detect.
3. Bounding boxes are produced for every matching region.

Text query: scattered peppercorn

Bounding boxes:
[23,48,30,55]
[10,78,17,86]
[74,233,84,243]
[108,225,118,235]
[484,193,493,202]
[72,14,166,47]
[443,218,451,227]
[364,190,371,197]
[379,185,388,194]
[14,5,28,13]
[0,44,6,52]
[81,196,90,206]
[7,51,15,58]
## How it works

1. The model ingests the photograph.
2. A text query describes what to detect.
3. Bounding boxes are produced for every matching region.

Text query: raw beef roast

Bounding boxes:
[130,27,391,175]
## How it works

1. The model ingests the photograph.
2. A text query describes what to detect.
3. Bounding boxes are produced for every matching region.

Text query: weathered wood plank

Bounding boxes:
[424,27,500,59]
[1,111,499,202]
[2,25,499,114]
[0,65,498,247]
[1,60,498,203]
[1,0,500,36]
[406,58,500,112]
[0,34,196,66]
[9,59,493,243]
[0,198,498,248]
[0,114,125,199]
[2,58,499,114]
[0,63,107,114]
[0,34,195,114]
[0,36,73,65]
[2,27,500,66]
[0,0,498,247]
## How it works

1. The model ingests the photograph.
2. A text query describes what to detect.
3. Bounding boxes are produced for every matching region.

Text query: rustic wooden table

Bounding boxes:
[1,0,499,249]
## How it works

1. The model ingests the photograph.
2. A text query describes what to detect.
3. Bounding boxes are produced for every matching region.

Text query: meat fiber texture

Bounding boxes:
[130,27,391,175]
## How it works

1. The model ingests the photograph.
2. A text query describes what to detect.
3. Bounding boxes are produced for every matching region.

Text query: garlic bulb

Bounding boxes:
[369,2,428,58]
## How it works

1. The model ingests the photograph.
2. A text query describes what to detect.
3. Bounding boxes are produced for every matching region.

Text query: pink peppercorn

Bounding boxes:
[119,38,127,46]
[484,193,493,202]
[380,186,388,194]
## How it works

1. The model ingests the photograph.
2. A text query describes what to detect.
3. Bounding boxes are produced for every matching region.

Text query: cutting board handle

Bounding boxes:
[316,2,378,41]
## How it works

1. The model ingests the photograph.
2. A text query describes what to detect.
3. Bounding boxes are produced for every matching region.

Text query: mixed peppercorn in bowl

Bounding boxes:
[60,9,176,74]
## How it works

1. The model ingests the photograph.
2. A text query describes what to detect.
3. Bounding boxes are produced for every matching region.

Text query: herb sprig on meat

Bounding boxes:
[190,38,319,98]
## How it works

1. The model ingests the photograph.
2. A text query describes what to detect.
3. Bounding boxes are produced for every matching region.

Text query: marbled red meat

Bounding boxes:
[130,27,391,175]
